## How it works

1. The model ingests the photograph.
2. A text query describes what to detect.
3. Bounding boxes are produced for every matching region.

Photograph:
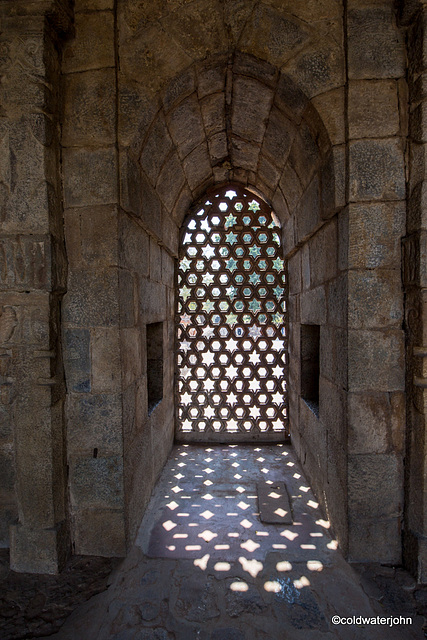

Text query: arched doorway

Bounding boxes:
[175,184,288,442]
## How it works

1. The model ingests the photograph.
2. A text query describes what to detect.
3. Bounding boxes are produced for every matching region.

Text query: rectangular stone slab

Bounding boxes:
[257,481,293,524]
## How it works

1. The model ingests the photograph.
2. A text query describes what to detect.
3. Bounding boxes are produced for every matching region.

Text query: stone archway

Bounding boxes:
[0,0,409,576]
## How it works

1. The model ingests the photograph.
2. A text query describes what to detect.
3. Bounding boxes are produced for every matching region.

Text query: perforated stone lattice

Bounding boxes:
[176,186,288,442]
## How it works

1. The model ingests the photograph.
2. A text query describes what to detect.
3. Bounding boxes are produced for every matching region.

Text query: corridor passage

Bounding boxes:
[47,445,423,639]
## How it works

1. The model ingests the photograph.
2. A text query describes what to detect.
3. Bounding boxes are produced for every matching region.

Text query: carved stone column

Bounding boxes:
[0,0,73,573]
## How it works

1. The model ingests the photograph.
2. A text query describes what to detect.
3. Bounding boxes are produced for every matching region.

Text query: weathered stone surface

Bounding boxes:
[162,67,195,113]
[118,82,158,149]
[309,220,337,286]
[347,7,406,79]
[348,329,405,391]
[183,143,213,192]
[0,235,51,292]
[239,4,310,68]
[67,393,122,453]
[156,152,187,212]
[295,175,321,242]
[139,114,173,184]
[348,79,400,139]
[138,172,163,238]
[261,107,296,168]
[312,88,345,145]
[208,132,228,165]
[348,391,405,455]
[348,269,403,329]
[348,201,405,269]
[166,94,205,160]
[196,58,227,99]
[62,12,115,73]
[70,455,124,508]
[326,274,347,328]
[279,163,303,214]
[320,326,347,388]
[232,76,274,145]
[257,155,281,191]
[285,39,345,98]
[200,92,226,137]
[91,328,121,393]
[349,517,402,564]
[63,268,119,327]
[300,286,326,325]
[121,328,142,389]
[288,122,320,189]
[63,328,91,393]
[348,453,403,518]
[349,139,405,201]
[230,138,260,171]
[139,278,167,322]
[63,148,118,208]
[73,508,126,556]
[119,213,150,276]
[148,238,161,284]
[160,0,227,60]
[62,69,116,147]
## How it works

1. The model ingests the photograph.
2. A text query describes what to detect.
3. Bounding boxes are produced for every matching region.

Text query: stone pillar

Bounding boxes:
[0,0,73,572]
[61,0,126,557]
[402,0,427,582]
[346,0,407,563]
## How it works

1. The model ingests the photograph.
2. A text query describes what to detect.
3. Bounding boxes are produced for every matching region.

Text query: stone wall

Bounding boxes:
[0,0,420,576]
[402,0,427,582]
[0,0,72,573]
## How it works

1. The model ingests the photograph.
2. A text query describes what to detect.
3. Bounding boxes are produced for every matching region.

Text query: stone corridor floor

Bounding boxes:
[39,443,426,640]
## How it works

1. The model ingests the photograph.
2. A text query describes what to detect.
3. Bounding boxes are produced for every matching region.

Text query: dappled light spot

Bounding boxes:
[299,486,310,493]
[171,486,183,494]
[215,544,230,550]
[239,557,264,578]
[301,544,316,550]
[238,501,250,510]
[293,576,311,589]
[276,561,292,572]
[173,534,188,539]
[200,510,214,519]
[240,519,253,529]
[166,501,179,510]
[272,544,287,550]
[307,561,323,571]
[198,530,217,542]
[214,562,231,572]
[230,581,249,592]
[240,540,260,553]
[194,554,210,570]
[316,519,330,529]
[264,580,282,593]
[307,500,319,509]
[163,520,177,531]
[274,508,288,518]
[327,540,339,550]
[185,545,201,551]
[281,530,298,541]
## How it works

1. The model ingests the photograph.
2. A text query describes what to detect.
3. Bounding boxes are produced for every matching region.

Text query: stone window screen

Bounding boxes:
[175,185,288,442]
